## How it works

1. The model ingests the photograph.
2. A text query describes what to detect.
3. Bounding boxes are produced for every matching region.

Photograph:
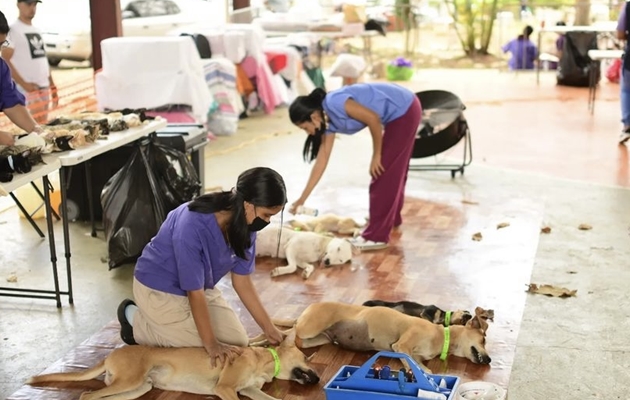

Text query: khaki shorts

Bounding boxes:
[132,277,249,348]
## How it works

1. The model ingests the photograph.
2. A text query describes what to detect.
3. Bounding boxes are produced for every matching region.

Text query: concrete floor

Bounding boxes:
[1,69,629,399]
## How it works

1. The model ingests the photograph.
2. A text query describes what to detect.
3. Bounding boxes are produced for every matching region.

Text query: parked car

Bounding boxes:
[37,0,226,66]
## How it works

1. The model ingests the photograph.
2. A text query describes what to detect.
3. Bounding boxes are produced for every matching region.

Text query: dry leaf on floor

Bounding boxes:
[462,199,479,205]
[526,283,577,298]
[578,223,592,230]
[496,222,510,229]
[541,226,552,234]
[472,232,483,241]
[6,274,17,283]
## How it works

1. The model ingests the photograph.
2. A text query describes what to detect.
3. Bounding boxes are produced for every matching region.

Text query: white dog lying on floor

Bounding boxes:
[256,225,359,279]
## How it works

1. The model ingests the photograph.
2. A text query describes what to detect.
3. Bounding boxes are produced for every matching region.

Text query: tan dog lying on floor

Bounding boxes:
[251,302,491,373]
[27,332,320,400]
[289,214,364,237]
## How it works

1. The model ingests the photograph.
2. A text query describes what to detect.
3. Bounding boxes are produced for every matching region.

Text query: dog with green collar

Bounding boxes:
[27,331,320,400]
[266,302,492,374]
[362,299,494,327]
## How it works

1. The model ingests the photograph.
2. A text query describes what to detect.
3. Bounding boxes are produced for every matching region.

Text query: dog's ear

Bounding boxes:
[280,328,297,347]
[474,307,495,322]
[467,315,489,334]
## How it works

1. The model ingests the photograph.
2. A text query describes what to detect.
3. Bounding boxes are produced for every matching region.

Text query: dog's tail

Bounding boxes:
[272,318,297,327]
[27,360,106,384]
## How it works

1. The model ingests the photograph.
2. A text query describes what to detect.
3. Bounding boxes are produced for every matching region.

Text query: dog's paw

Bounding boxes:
[270,268,282,278]
[302,268,314,279]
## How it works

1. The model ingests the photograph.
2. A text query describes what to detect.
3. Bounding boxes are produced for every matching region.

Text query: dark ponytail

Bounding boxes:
[289,88,327,163]
[188,167,286,259]
[303,130,323,163]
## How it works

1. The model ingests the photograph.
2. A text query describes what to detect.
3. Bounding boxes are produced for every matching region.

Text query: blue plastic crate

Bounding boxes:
[324,351,460,400]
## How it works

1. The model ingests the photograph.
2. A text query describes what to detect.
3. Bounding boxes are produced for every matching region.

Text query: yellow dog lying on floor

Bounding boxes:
[289,213,365,237]
[27,331,320,400]
[251,302,492,373]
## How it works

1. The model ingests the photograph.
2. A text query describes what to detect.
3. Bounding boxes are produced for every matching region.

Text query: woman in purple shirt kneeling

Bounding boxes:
[118,167,287,367]
[288,83,422,251]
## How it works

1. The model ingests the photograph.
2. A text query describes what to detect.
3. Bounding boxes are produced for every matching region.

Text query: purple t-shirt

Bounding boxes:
[323,83,415,135]
[0,58,25,110]
[502,38,538,70]
[134,202,256,296]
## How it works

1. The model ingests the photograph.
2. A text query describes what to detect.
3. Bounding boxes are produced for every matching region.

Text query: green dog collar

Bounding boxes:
[267,347,281,377]
[444,311,452,327]
[440,327,450,361]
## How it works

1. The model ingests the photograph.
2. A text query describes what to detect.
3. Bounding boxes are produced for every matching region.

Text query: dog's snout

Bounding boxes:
[482,355,492,364]
[292,367,320,384]
[324,259,331,266]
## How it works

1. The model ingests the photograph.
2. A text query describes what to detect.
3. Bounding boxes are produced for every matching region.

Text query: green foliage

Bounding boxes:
[445,0,503,55]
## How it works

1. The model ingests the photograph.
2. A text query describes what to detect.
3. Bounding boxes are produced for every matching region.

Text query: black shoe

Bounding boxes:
[117,298,137,345]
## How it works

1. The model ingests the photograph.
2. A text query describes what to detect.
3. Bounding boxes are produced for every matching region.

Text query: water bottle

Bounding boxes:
[296,205,319,216]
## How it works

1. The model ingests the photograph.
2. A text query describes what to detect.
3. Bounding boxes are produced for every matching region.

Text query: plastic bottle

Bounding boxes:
[416,388,447,400]
[296,205,319,216]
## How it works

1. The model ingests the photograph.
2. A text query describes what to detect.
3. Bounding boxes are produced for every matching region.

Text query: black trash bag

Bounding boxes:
[101,140,201,269]
[556,31,599,87]
[149,141,201,211]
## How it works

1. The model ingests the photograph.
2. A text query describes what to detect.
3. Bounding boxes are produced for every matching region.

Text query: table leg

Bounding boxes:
[59,167,74,304]
[31,180,61,221]
[42,175,62,308]
[536,31,542,85]
[85,160,97,237]
[9,192,45,238]
[589,60,598,115]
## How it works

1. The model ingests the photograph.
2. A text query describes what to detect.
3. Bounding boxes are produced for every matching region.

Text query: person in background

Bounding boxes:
[288,83,421,251]
[502,25,538,70]
[0,10,43,147]
[617,1,630,144]
[1,0,58,124]
[117,167,287,367]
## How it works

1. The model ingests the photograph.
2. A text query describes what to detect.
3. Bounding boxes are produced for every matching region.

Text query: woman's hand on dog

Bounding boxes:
[264,326,285,345]
[204,341,243,368]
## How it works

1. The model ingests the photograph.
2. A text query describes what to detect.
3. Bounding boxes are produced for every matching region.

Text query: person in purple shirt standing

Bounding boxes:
[288,83,422,251]
[617,2,630,144]
[0,10,42,146]
[502,25,538,70]
[117,167,287,367]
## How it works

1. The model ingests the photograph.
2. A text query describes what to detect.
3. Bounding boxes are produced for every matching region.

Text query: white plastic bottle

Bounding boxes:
[296,205,319,216]
[416,388,447,400]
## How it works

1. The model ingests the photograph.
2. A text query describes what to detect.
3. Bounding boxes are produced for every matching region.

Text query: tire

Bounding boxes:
[59,199,81,221]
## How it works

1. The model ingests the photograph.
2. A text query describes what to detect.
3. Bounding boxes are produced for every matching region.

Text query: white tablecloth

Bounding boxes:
[94,36,213,123]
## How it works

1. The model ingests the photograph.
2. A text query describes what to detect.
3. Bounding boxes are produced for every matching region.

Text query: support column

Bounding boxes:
[89,0,122,71]
[231,0,251,23]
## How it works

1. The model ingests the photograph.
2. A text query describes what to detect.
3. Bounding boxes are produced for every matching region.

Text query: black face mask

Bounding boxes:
[248,217,269,232]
